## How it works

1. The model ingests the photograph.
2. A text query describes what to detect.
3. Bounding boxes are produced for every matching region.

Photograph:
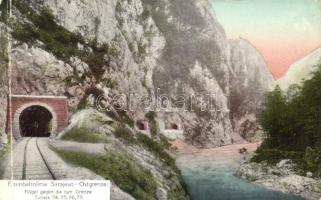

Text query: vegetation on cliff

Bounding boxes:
[253,64,321,177]
[0,136,10,160]
[55,110,189,200]
[8,1,118,111]
[56,149,159,200]
[61,127,109,143]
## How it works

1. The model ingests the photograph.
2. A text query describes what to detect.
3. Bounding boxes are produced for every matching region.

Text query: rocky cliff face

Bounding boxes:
[229,39,274,142]
[0,0,274,147]
[0,21,8,148]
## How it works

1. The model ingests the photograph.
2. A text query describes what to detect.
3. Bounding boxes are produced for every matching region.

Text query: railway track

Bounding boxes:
[1,137,103,180]
[22,137,32,180]
[21,137,56,180]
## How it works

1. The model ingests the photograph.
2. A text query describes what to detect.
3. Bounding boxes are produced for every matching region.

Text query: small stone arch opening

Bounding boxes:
[136,120,149,131]
[166,123,180,130]
[19,105,53,137]
[171,123,179,130]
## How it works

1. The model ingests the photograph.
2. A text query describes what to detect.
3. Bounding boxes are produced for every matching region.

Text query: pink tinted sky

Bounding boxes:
[254,38,321,79]
[211,0,321,79]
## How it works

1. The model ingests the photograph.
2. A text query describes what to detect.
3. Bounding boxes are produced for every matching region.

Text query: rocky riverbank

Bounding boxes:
[236,159,321,200]
[175,143,303,200]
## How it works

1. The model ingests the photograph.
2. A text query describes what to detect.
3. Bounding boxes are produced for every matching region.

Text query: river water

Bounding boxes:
[176,143,303,200]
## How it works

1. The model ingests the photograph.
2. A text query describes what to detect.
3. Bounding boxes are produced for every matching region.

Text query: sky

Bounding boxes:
[210,0,321,79]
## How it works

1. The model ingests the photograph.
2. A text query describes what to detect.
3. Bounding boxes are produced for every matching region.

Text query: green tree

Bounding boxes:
[259,64,321,151]
[259,85,287,148]
[254,65,321,177]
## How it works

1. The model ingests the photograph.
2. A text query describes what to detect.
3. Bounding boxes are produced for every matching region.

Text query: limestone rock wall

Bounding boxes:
[0,22,8,146]
[5,0,275,148]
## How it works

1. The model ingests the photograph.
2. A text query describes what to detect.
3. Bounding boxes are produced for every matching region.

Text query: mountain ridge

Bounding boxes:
[278,47,321,90]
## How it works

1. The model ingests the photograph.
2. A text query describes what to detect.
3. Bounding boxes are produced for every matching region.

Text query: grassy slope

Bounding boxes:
[57,124,189,200]
[54,149,158,200]
[0,137,10,162]
[61,127,109,143]
[0,145,9,160]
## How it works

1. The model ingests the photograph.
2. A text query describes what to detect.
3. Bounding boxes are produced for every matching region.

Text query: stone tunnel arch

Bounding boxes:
[165,122,181,130]
[170,123,179,130]
[7,95,69,139]
[136,120,149,131]
[13,102,57,138]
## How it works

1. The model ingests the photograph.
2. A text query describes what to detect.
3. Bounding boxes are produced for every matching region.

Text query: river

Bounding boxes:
[175,143,304,200]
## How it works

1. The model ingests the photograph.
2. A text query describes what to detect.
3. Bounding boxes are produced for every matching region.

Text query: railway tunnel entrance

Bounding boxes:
[6,95,69,139]
[19,106,53,137]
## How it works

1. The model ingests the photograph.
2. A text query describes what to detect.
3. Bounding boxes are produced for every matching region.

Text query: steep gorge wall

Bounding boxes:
[229,39,274,141]
[0,20,8,146]
[1,0,274,147]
